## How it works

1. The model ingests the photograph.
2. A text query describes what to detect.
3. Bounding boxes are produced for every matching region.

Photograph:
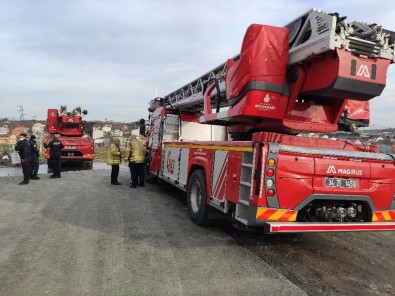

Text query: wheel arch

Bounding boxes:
[187,167,212,225]
[187,163,210,201]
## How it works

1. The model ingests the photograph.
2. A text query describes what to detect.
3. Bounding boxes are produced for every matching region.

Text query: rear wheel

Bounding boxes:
[187,169,211,225]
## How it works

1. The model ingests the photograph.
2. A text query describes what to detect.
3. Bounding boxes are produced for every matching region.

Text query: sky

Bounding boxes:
[0,0,394,127]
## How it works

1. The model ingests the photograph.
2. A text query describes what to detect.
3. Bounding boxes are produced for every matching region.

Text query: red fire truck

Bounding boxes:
[45,106,95,167]
[146,9,395,233]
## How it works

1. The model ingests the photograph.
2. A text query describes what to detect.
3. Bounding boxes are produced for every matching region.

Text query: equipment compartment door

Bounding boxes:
[211,150,229,204]
[162,147,182,183]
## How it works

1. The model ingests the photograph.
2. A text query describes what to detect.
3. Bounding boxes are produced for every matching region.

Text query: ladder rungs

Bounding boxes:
[241,163,252,167]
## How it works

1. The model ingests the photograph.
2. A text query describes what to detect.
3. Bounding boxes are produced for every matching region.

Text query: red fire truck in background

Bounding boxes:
[45,106,95,167]
[146,9,395,233]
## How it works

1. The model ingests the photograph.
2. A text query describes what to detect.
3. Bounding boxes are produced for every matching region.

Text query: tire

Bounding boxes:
[147,173,158,184]
[83,160,93,167]
[187,169,211,225]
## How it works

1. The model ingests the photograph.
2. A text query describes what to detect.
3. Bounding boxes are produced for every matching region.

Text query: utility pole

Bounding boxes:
[17,105,26,121]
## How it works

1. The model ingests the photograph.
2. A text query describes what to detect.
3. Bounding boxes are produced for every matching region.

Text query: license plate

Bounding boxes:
[325,178,356,188]
[67,152,75,156]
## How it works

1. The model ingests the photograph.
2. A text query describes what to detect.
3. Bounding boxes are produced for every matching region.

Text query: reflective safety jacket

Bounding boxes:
[124,138,146,164]
[107,143,122,165]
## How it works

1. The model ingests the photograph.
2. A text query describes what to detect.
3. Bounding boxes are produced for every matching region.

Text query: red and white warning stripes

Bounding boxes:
[256,207,297,221]
[211,151,228,202]
[372,210,395,221]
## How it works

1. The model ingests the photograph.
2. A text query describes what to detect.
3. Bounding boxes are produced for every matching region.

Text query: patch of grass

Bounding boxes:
[94,147,108,162]
[1,144,111,165]
[0,143,13,151]
[0,143,15,166]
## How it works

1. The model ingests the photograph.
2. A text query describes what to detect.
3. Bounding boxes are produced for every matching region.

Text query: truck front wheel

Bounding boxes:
[187,169,211,225]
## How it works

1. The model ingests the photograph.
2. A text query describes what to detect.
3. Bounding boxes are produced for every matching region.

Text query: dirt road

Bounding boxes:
[0,167,304,295]
[0,166,394,295]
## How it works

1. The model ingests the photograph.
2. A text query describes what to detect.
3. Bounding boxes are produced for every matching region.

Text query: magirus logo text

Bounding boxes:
[326,165,363,176]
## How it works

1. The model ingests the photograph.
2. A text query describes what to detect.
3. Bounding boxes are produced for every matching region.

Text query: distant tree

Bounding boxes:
[82,120,94,136]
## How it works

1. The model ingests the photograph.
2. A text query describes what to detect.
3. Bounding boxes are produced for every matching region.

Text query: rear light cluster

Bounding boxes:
[266,158,276,197]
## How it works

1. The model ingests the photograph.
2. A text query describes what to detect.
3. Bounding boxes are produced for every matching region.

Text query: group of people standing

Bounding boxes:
[14,133,40,185]
[15,132,147,187]
[15,133,64,185]
[107,135,147,188]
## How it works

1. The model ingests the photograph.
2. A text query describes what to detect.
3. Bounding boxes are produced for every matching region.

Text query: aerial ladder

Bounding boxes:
[150,9,394,136]
[147,9,395,233]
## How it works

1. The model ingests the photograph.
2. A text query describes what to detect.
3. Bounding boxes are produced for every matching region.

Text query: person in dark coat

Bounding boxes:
[29,135,40,180]
[15,133,31,185]
[44,134,64,178]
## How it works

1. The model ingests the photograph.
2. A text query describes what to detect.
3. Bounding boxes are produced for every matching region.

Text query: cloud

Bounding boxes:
[0,0,394,127]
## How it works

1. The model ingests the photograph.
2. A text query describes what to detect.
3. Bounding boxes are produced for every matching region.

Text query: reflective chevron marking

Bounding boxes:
[256,207,297,222]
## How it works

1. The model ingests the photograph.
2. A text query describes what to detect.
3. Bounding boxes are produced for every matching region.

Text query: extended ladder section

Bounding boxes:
[286,9,394,64]
[149,62,228,114]
[149,8,394,134]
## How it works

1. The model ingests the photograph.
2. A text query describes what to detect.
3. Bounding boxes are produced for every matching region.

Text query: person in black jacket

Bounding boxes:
[44,134,64,178]
[15,133,31,185]
[29,135,40,180]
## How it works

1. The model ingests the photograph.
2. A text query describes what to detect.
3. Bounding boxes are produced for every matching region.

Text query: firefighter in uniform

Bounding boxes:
[107,137,122,185]
[125,134,146,188]
[29,135,40,180]
[15,133,31,185]
[44,134,64,178]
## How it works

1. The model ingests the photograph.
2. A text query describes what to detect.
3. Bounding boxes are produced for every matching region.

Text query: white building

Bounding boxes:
[0,126,9,135]
[102,124,112,133]
[93,129,104,139]
[112,129,123,137]
[32,123,46,134]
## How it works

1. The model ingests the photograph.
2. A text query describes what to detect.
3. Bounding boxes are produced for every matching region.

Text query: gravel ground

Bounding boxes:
[1,165,394,295]
[0,167,306,296]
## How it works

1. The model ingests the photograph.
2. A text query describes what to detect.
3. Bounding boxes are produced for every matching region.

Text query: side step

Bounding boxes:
[264,222,395,234]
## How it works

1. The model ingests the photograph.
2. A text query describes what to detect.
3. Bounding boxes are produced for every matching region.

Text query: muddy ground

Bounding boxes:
[0,165,394,295]
[226,228,395,295]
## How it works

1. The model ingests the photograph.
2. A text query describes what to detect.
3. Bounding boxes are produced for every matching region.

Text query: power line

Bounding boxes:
[17,105,26,120]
